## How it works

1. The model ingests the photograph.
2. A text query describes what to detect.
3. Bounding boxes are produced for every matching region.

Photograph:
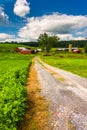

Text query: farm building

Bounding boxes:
[16,47,26,52]
[20,49,31,54]
[15,47,42,54]
[16,47,31,54]
[56,47,78,51]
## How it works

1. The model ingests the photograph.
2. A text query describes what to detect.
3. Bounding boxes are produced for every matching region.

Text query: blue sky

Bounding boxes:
[0,0,87,42]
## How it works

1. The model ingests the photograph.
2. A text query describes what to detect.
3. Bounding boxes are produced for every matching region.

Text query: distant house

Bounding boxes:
[16,47,26,52]
[16,47,31,54]
[73,49,80,53]
[36,48,42,52]
[20,49,31,54]
[16,47,42,54]
[56,47,79,52]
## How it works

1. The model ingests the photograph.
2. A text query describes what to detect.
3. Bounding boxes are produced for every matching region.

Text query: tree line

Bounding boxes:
[0,34,87,49]
[21,39,87,48]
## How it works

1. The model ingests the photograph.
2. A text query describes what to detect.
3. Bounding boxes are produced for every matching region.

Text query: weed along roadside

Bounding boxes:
[18,59,51,130]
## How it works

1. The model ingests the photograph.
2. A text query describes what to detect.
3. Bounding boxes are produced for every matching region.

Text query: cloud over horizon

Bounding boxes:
[0,33,14,41]
[18,13,87,41]
[14,0,30,17]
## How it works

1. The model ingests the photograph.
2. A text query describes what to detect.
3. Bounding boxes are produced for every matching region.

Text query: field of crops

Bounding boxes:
[41,52,87,78]
[0,44,34,130]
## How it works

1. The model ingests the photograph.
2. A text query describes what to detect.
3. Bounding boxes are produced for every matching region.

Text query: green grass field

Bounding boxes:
[0,44,87,129]
[0,43,33,52]
[0,44,34,130]
[41,52,87,78]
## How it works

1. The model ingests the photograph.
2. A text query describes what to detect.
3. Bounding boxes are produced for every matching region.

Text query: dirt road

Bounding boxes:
[34,57,87,130]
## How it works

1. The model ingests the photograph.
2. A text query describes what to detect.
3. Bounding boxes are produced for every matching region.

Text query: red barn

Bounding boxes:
[16,47,26,52]
[16,47,31,54]
[73,49,80,54]
[20,49,31,54]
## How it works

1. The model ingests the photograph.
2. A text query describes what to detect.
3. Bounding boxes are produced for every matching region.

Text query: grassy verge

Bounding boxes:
[18,60,51,130]
[40,52,87,78]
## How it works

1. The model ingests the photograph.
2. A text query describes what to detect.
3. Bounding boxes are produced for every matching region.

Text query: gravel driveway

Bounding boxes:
[34,57,87,130]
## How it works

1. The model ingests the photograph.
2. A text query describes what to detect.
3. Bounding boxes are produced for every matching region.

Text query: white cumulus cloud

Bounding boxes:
[0,33,14,41]
[18,13,87,41]
[0,6,9,24]
[14,0,30,17]
[0,33,30,42]
[57,34,85,41]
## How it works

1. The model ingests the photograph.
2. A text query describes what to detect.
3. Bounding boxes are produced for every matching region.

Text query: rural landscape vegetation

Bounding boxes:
[0,34,87,129]
[0,0,87,130]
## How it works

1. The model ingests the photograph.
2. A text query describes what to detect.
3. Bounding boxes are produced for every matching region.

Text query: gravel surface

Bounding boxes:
[34,58,87,130]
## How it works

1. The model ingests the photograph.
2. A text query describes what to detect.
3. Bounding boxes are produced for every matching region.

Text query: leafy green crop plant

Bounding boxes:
[0,52,33,130]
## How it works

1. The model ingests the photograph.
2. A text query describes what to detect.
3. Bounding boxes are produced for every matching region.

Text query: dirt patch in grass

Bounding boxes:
[18,60,51,130]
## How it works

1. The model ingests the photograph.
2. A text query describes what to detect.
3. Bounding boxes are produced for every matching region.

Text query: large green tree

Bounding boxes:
[38,33,59,53]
